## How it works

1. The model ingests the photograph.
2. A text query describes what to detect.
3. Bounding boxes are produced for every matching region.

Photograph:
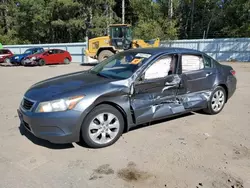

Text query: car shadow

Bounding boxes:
[19,124,74,150]
[0,63,18,67]
[80,62,98,66]
[194,109,209,115]
[128,112,195,132]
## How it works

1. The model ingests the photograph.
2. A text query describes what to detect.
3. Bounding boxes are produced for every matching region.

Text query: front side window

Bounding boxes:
[47,50,53,54]
[125,27,132,41]
[144,56,174,80]
[181,54,204,73]
[90,52,152,79]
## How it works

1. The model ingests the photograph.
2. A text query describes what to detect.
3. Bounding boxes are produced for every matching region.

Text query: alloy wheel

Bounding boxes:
[211,90,225,112]
[4,58,10,64]
[88,113,120,145]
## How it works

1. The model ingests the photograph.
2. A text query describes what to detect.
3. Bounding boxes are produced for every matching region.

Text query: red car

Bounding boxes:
[23,49,72,66]
[0,49,13,63]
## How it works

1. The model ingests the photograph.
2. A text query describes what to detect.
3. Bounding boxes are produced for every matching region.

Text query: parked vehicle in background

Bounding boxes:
[0,49,13,64]
[17,47,237,148]
[23,49,72,66]
[10,48,44,65]
[85,24,160,62]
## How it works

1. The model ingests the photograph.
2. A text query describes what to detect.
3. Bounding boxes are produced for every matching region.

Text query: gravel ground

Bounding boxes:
[0,62,249,188]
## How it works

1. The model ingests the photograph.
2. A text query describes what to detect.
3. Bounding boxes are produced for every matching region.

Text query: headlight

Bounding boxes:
[35,96,84,113]
[15,56,19,59]
[31,57,37,60]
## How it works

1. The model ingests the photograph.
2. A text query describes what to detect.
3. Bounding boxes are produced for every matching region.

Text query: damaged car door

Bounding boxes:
[130,54,182,124]
[177,53,217,110]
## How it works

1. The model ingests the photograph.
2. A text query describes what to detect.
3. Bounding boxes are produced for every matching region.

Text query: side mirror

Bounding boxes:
[139,74,145,82]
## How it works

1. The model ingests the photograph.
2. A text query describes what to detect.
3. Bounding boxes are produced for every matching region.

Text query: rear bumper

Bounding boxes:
[17,107,83,144]
[227,75,237,100]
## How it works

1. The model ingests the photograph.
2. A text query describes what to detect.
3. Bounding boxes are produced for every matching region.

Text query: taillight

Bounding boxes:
[230,70,236,76]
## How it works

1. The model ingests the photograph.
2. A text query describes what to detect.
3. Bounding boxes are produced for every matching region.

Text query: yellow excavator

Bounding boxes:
[85,24,160,62]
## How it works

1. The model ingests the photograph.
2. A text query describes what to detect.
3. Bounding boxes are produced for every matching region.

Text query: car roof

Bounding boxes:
[27,47,43,50]
[125,47,202,55]
[45,49,64,51]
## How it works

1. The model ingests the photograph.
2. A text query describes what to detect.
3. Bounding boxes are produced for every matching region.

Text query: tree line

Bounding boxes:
[0,0,249,45]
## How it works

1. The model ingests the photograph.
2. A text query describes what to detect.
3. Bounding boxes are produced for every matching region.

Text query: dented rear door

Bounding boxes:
[176,53,216,110]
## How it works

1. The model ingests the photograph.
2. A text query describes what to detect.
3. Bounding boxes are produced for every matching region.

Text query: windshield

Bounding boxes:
[24,49,33,54]
[0,50,9,54]
[110,26,132,41]
[34,49,44,54]
[90,51,152,79]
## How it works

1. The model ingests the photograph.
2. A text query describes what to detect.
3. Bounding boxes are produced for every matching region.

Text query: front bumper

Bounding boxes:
[11,58,21,64]
[17,107,83,144]
[23,59,38,65]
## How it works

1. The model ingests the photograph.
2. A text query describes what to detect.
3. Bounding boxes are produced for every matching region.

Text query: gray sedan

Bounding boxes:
[17,47,237,148]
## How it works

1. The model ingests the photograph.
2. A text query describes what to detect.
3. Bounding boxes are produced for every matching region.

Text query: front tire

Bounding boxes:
[20,59,25,66]
[81,104,124,148]
[98,50,114,62]
[204,86,226,115]
[38,59,45,66]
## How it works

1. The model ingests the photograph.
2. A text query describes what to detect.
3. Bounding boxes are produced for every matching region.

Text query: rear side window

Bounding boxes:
[203,55,213,68]
[181,54,204,73]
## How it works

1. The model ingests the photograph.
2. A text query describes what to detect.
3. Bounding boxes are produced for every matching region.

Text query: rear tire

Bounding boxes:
[98,50,114,62]
[63,58,70,64]
[38,59,45,66]
[81,104,124,148]
[4,58,10,64]
[203,86,226,115]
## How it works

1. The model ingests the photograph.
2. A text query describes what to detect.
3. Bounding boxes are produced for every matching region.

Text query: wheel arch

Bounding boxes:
[78,99,130,143]
[93,101,129,133]
[214,83,229,103]
[96,47,116,57]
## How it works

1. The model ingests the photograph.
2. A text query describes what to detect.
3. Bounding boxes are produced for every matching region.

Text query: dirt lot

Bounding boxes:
[0,62,249,188]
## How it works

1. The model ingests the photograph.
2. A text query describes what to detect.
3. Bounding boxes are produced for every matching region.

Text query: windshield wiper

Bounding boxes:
[96,73,110,78]
[89,70,111,79]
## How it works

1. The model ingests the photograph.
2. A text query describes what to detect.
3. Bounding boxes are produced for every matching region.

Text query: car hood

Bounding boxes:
[26,53,43,59]
[24,71,120,101]
[11,53,29,59]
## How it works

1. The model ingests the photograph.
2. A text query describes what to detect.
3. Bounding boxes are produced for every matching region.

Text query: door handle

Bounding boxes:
[206,72,212,77]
